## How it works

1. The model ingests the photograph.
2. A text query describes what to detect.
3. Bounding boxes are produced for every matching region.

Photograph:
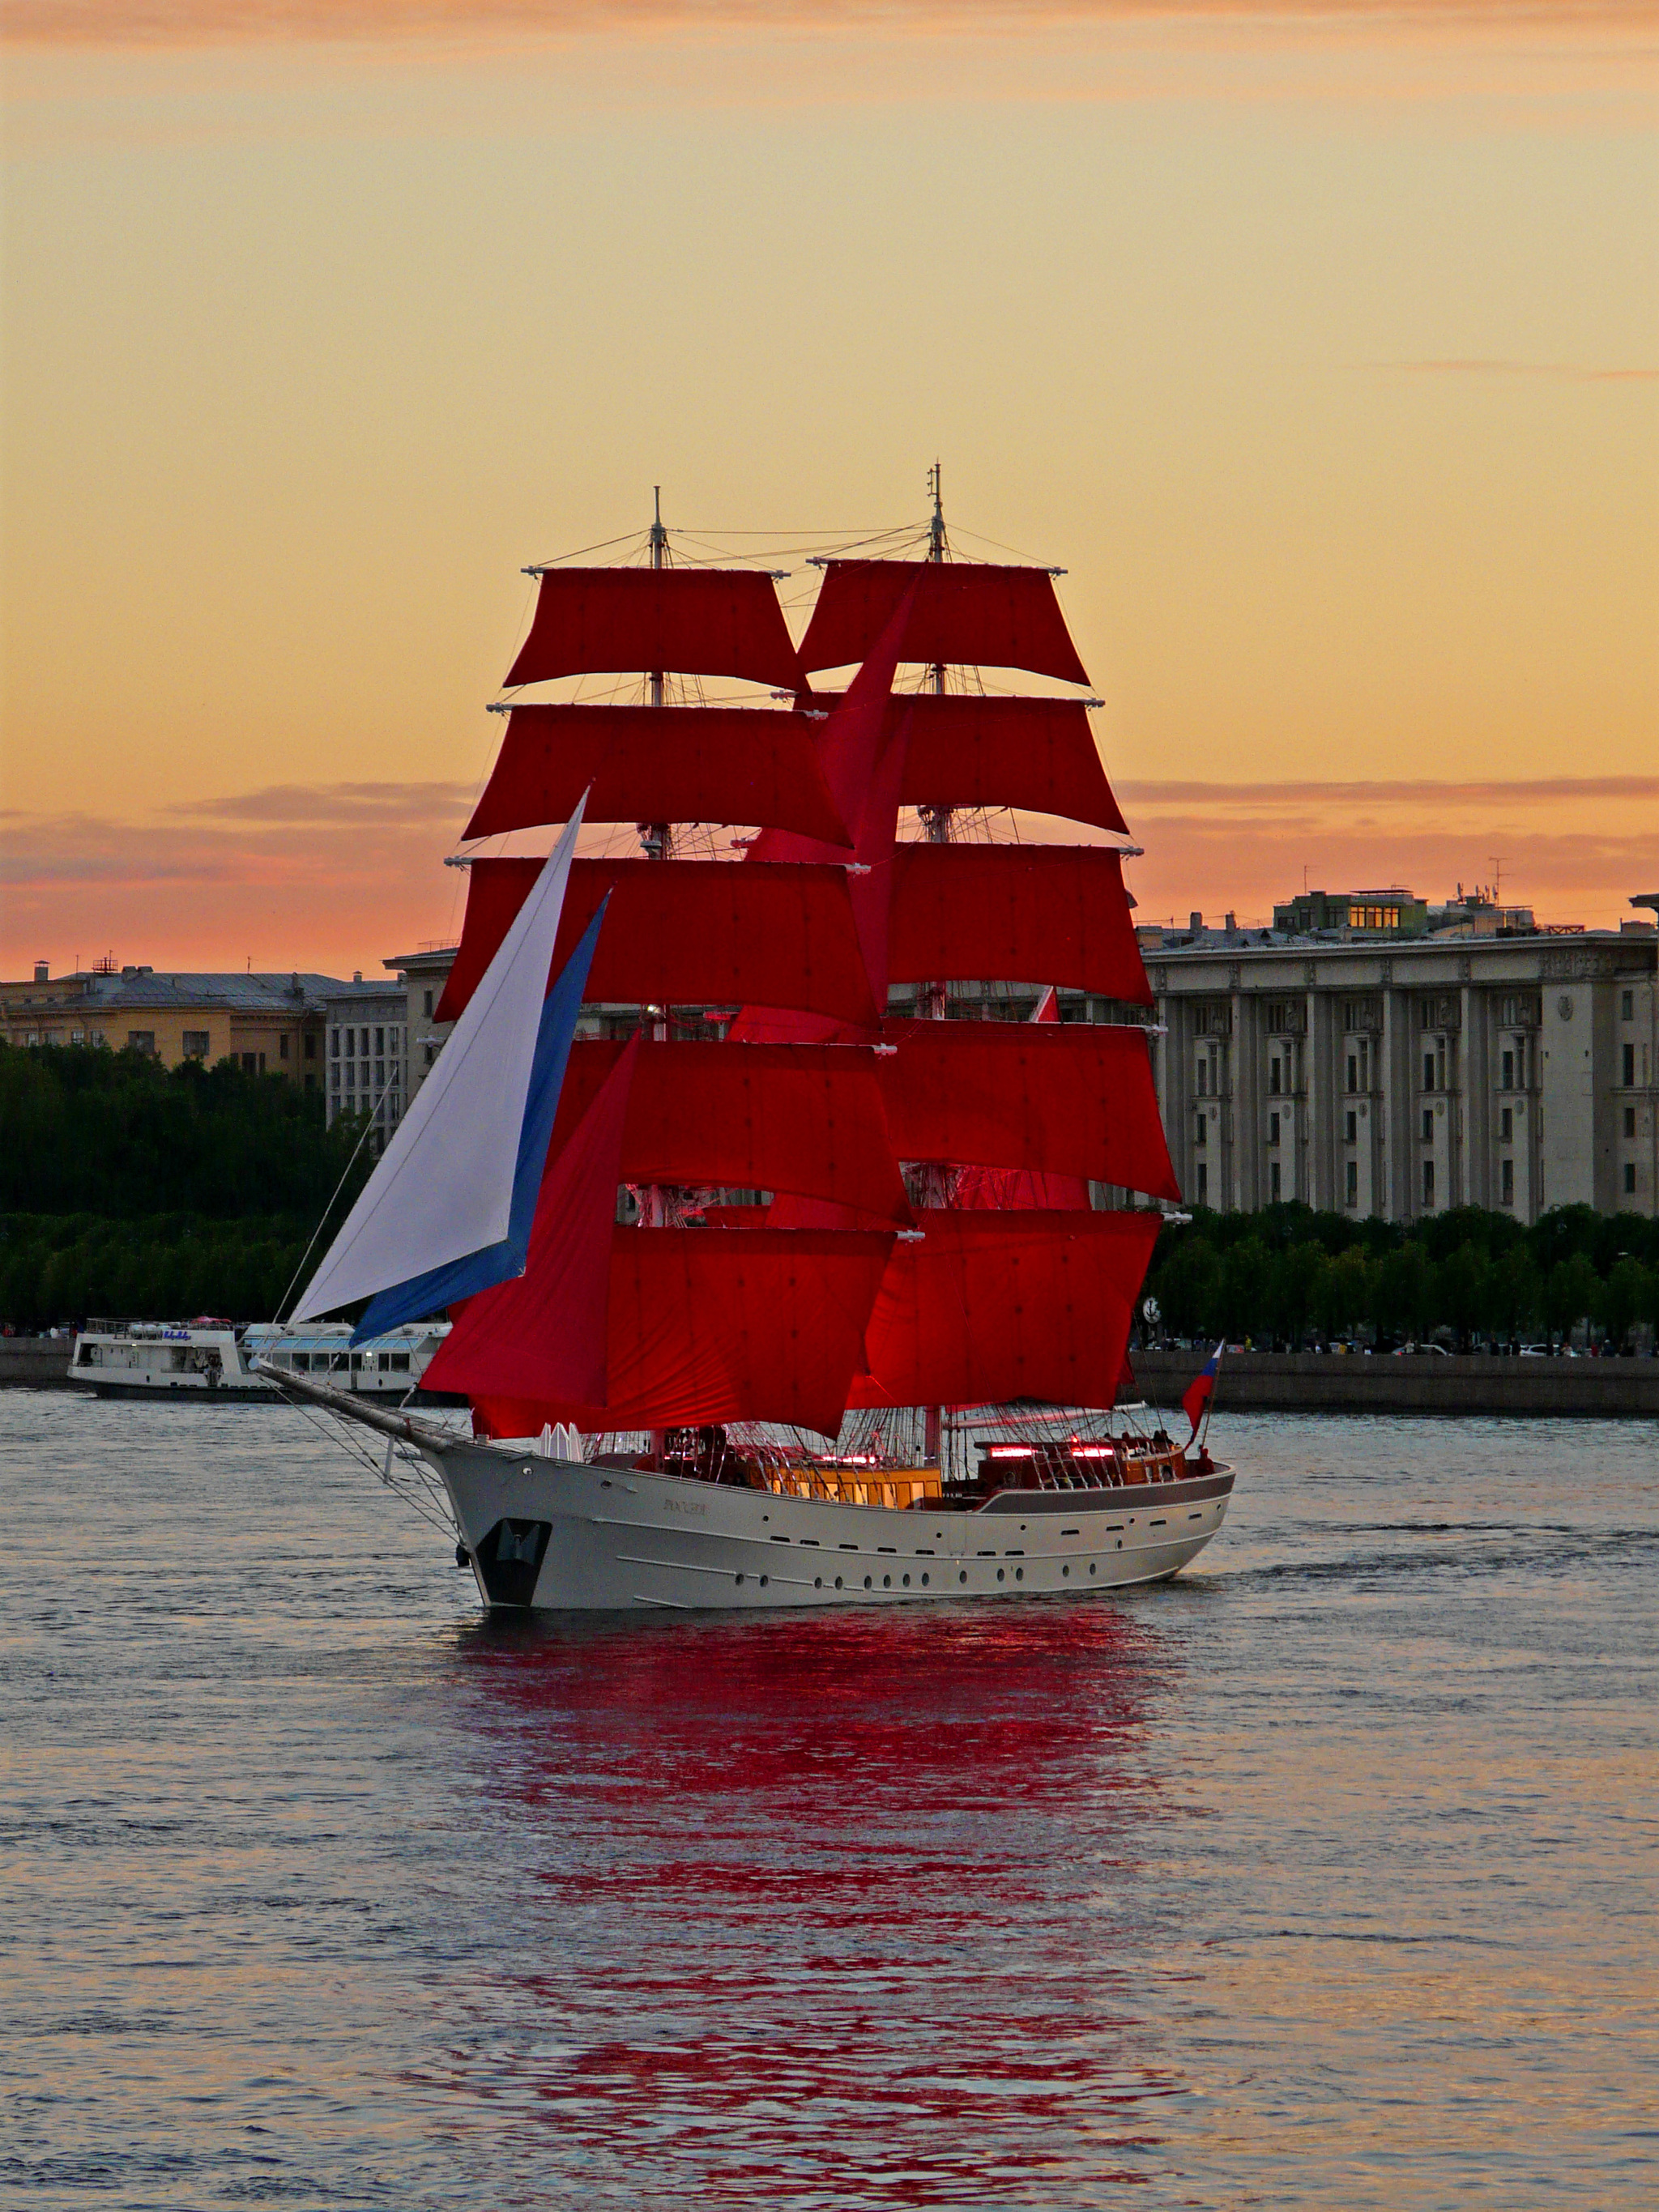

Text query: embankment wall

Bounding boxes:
[1128,1350,1659,1418]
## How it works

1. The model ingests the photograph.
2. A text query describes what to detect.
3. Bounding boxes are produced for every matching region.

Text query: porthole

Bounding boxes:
[1089,1562,1097,1576]
[882,1575,891,1588]
[759,1575,769,1588]
[958,1571,967,1584]
[834,1575,843,1589]
[1015,1567,1024,1582]
[920,1573,929,1587]
[1115,1539,1123,1549]
[1062,1564,1070,1578]
[814,1576,823,1589]
[996,1568,1005,1583]
[902,1573,910,1587]
[864,1575,872,1589]
[735,1572,745,1586]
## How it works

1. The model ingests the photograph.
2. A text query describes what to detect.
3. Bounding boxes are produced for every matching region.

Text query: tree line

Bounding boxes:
[0,1043,370,1218]
[0,1045,373,1328]
[1142,1202,1659,1354]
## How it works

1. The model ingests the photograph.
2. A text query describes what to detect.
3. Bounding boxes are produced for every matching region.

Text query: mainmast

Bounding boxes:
[641,486,672,863]
[640,488,670,1340]
[920,461,950,1463]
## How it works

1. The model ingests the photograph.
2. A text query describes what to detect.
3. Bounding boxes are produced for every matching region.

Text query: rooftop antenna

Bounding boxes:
[1488,855,1506,905]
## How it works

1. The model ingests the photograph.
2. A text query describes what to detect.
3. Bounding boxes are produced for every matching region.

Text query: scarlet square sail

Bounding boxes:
[435,857,881,1029]
[464,704,851,847]
[505,566,804,690]
[800,560,1090,686]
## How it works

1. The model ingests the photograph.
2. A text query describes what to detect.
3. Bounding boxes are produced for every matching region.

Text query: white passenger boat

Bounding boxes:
[262,483,1236,1612]
[70,1318,453,1402]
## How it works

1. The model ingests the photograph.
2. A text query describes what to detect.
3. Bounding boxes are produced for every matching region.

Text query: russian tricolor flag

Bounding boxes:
[1182,1343,1225,1440]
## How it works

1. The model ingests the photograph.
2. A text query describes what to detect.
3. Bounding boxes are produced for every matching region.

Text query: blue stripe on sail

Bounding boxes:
[349,900,608,1343]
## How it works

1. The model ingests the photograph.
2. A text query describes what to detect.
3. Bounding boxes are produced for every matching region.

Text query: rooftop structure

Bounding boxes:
[0,965,348,1084]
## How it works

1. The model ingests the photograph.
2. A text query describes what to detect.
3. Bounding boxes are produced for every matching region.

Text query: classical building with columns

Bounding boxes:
[1141,926,1657,1225]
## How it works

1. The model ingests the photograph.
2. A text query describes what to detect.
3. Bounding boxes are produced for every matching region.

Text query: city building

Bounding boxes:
[0,962,339,1084]
[382,944,459,1104]
[321,978,408,1151]
[1144,923,1657,1224]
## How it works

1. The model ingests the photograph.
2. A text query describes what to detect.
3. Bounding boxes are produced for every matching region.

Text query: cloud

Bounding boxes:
[1375,360,1659,383]
[166,779,480,827]
[7,0,1650,49]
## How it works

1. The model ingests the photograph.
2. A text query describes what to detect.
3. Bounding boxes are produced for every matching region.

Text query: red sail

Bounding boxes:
[877,1020,1179,1200]
[469,1228,896,1440]
[800,561,1090,686]
[847,1211,1162,1412]
[885,846,1153,1005]
[898,694,1128,835]
[464,705,851,846]
[549,1039,912,1225]
[731,589,917,1038]
[504,567,804,689]
[433,859,880,1029]
[423,1033,639,1409]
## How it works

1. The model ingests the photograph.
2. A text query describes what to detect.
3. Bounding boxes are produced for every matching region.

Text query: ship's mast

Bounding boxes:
[640,489,670,1399]
[921,460,949,1467]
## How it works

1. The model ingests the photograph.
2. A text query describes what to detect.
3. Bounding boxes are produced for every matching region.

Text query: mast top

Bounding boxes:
[650,484,667,571]
[928,462,947,565]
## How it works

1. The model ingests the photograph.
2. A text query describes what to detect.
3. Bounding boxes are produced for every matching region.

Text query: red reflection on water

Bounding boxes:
[422,1605,1192,2204]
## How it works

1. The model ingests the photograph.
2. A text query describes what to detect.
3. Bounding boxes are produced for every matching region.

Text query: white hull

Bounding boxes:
[427,1436,1235,1613]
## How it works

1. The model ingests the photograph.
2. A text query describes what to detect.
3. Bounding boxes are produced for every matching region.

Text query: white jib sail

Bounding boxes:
[292,801,586,1324]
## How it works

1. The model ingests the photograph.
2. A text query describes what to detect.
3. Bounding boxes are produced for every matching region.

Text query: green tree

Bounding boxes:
[1373,1242,1432,1345]
[1599,1257,1648,1354]
[1154,1235,1221,1341]
[1489,1246,1542,1344]
[1218,1237,1274,1344]
[1438,1242,1494,1350]
[1316,1245,1373,1340]
[1544,1251,1601,1347]
[1273,1241,1328,1348]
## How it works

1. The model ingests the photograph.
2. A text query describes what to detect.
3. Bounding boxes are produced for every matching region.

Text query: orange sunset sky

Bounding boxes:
[2,2,1655,978]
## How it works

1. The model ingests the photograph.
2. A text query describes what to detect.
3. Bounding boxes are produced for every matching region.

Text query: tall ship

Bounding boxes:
[267,477,1235,1610]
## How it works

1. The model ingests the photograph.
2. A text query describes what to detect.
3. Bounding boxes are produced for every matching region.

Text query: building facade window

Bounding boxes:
[423,989,433,1018]
[1422,1108,1434,1142]
[330,1063,339,1092]
[1269,1112,1280,1145]
[1622,990,1634,1020]
[305,1034,317,1059]
[1502,1050,1514,1089]
[1625,1106,1638,1139]
[1195,1113,1206,1146]
[1346,1160,1358,1206]
[1501,1106,1513,1141]
[1501,1158,1514,1205]
[279,1033,289,1060]
[1422,1159,1435,1208]
[182,1030,209,1058]
[331,1029,339,1058]
[1624,1163,1637,1196]
[128,1031,156,1055]
[1623,1043,1636,1086]
[1422,1052,1435,1093]
[1269,1161,1282,1201]
[1196,1163,1208,1204]
[1346,1054,1358,1092]
[1269,1060,1282,1095]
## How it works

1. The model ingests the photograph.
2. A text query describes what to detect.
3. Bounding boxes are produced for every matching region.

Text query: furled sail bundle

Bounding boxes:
[410,497,1173,1451]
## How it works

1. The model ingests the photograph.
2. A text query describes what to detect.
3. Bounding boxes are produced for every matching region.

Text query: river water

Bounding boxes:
[2,1393,1654,2209]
